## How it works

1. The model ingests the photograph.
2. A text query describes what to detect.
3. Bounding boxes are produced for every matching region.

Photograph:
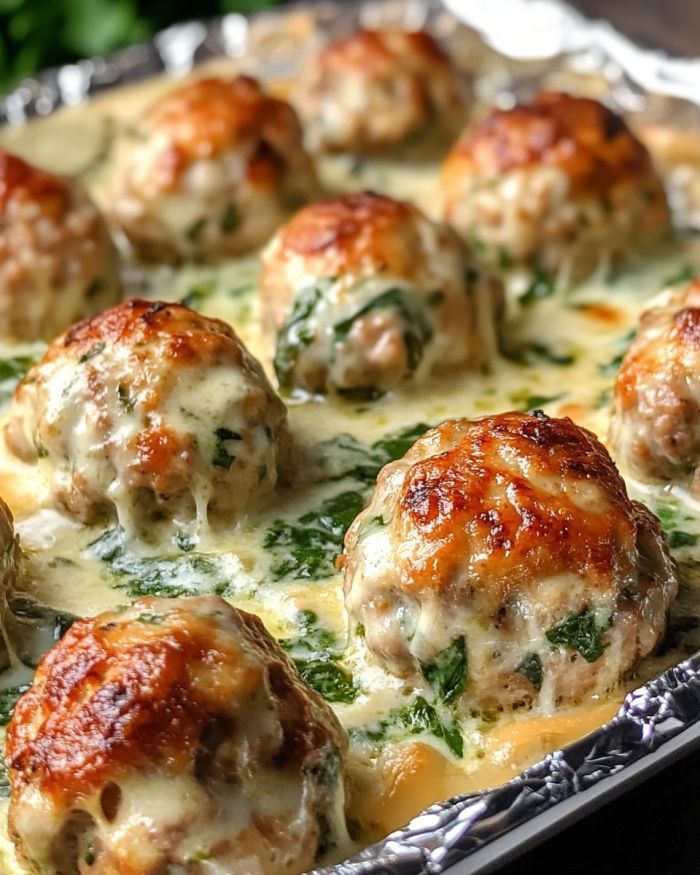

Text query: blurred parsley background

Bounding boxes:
[0,0,282,90]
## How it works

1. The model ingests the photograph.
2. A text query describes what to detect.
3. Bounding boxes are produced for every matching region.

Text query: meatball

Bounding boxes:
[110,76,319,262]
[609,279,700,491]
[260,191,502,396]
[440,92,670,282]
[342,412,677,712]
[296,28,469,156]
[6,595,349,875]
[0,151,119,341]
[4,299,293,532]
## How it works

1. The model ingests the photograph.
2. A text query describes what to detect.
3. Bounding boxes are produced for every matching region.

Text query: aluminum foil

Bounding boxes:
[2,2,700,873]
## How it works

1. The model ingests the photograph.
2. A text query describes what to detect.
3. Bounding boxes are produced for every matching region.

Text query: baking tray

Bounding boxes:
[3,1,700,873]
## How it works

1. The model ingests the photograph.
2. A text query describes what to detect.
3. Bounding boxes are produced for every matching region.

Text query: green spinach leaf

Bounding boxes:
[420,637,467,704]
[545,608,608,663]
[274,282,328,390]
[264,491,365,581]
[332,288,437,371]
[515,652,543,690]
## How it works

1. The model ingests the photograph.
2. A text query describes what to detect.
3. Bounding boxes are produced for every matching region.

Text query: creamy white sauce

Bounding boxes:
[0,67,699,872]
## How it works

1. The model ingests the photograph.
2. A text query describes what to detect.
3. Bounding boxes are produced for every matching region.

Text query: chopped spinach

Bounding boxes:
[212,427,242,470]
[654,503,699,551]
[0,356,33,385]
[517,393,566,412]
[180,282,215,310]
[498,247,514,270]
[295,661,357,704]
[220,203,239,233]
[0,355,34,405]
[280,611,358,704]
[332,287,438,371]
[663,263,697,286]
[186,217,206,243]
[519,269,555,306]
[280,610,337,656]
[372,422,431,461]
[0,757,8,799]
[88,528,236,597]
[118,384,136,413]
[545,608,608,663]
[264,491,365,581]
[174,531,196,553]
[274,282,328,390]
[352,696,463,758]
[314,422,431,483]
[515,343,576,367]
[598,329,636,377]
[515,652,543,690]
[0,684,30,727]
[78,342,105,364]
[420,636,467,704]
[669,530,699,549]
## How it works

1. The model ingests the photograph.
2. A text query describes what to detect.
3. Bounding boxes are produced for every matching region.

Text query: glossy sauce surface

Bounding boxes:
[0,61,699,871]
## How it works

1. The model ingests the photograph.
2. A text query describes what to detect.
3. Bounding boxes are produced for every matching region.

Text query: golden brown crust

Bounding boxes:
[444,92,655,194]
[610,280,700,486]
[343,412,677,710]
[6,597,344,801]
[394,413,638,605]
[5,298,293,528]
[0,151,70,215]
[141,75,306,192]
[315,28,452,75]
[297,28,468,156]
[7,597,348,874]
[266,191,427,278]
[0,151,120,342]
[49,298,242,367]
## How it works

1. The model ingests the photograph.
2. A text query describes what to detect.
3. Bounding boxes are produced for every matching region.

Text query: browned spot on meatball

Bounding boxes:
[7,597,348,875]
[142,76,305,189]
[611,280,700,487]
[268,192,429,277]
[4,299,294,528]
[297,28,469,156]
[397,414,636,606]
[449,93,655,195]
[343,412,677,710]
[0,152,70,215]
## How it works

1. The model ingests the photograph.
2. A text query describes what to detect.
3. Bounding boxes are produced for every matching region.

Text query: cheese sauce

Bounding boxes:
[0,66,699,871]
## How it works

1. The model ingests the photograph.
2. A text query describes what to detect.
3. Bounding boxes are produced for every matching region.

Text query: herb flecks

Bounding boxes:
[212,427,242,470]
[515,652,543,690]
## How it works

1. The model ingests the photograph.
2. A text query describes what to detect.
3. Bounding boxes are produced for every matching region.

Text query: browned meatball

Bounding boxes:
[0,151,119,340]
[296,28,469,156]
[610,279,700,491]
[261,191,502,395]
[6,595,349,875]
[342,412,677,711]
[4,299,293,533]
[440,92,670,282]
[110,76,319,262]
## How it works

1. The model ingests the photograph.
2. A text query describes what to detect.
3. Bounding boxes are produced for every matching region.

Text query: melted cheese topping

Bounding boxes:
[0,64,699,874]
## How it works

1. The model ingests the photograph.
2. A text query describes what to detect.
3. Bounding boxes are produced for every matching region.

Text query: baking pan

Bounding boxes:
[2,2,700,873]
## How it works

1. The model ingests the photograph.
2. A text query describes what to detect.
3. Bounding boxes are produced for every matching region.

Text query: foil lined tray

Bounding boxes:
[2,2,700,873]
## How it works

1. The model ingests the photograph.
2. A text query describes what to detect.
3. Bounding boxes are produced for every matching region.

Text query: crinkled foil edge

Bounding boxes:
[2,2,700,873]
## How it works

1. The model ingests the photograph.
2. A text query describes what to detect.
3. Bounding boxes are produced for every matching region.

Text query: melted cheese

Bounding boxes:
[0,66,699,875]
